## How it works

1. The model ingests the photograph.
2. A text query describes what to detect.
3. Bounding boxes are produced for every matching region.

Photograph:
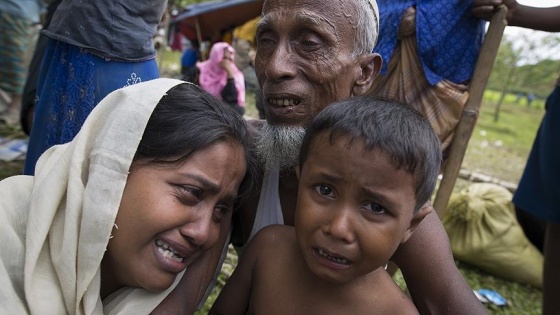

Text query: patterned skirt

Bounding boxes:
[24,39,159,174]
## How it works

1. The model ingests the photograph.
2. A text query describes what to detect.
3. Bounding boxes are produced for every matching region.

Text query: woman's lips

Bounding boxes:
[153,238,190,273]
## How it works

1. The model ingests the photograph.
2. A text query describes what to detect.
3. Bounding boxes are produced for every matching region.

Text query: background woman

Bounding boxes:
[23,0,168,175]
[195,42,246,115]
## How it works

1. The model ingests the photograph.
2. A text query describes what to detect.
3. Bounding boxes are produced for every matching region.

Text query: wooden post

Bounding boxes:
[195,17,205,60]
[433,5,508,217]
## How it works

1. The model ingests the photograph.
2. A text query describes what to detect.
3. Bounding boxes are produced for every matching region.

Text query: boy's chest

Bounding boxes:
[248,255,379,314]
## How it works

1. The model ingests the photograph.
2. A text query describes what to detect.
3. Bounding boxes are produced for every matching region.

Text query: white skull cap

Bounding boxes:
[369,0,379,30]
[369,0,379,47]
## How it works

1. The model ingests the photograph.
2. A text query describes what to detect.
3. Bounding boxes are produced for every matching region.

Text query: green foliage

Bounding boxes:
[461,89,544,184]
[394,262,542,315]
[169,0,208,11]
[487,34,560,99]
[458,261,542,315]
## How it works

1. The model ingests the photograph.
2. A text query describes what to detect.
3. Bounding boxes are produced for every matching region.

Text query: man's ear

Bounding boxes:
[352,53,382,97]
[400,201,433,244]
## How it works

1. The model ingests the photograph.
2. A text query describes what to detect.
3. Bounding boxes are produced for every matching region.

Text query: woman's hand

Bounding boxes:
[220,58,235,78]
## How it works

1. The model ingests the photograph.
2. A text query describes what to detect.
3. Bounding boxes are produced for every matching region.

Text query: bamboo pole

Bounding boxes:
[433,5,508,217]
[195,17,205,60]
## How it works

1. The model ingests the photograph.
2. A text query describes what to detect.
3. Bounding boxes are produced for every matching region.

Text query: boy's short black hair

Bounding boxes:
[298,96,442,212]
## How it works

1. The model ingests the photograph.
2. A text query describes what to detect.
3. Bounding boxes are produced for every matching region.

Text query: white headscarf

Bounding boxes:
[0,78,186,314]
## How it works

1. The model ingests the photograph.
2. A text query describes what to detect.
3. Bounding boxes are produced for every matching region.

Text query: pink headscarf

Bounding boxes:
[197,42,245,106]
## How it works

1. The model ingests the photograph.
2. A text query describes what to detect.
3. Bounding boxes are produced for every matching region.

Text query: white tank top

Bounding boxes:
[234,165,284,256]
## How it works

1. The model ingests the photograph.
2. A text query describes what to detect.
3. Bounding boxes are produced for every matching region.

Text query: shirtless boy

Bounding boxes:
[210,96,441,314]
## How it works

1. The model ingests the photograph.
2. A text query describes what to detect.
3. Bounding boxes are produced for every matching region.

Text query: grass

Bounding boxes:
[0,50,544,314]
[461,90,545,185]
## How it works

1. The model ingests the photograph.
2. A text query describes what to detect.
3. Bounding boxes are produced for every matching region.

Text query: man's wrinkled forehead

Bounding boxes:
[260,0,353,33]
[259,8,337,34]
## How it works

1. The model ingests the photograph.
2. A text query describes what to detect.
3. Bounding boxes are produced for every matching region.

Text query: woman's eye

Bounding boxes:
[314,185,334,198]
[363,203,387,215]
[176,185,201,204]
[183,186,201,197]
[212,206,230,223]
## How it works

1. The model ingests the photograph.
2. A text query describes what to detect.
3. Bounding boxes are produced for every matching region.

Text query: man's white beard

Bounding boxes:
[255,124,305,172]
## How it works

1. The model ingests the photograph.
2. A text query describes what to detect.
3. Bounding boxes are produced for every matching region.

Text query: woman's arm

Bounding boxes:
[220,57,239,106]
[392,210,488,315]
[221,78,239,106]
[210,226,274,315]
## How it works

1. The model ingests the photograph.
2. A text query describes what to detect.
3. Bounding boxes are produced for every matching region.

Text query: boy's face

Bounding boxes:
[295,132,423,284]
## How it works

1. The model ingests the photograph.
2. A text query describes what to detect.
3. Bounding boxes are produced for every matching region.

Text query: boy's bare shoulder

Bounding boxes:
[239,225,296,268]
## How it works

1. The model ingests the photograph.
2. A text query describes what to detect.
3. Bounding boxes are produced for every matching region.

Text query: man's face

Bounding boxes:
[255,0,376,126]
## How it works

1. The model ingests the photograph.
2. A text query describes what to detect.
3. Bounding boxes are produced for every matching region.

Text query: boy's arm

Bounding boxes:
[392,210,488,315]
[210,226,271,315]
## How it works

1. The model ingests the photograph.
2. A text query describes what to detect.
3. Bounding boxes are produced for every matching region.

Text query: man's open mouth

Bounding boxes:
[267,98,301,106]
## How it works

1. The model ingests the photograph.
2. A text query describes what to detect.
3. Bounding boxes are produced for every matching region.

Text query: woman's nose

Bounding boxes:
[179,210,217,249]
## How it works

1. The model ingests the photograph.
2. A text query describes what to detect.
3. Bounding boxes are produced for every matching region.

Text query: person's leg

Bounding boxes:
[543,221,560,315]
[0,12,31,126]
[515,205,546,252]
[4,94,22,125]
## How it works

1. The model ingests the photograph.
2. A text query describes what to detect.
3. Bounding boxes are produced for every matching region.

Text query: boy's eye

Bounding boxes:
[363,203,387,215]
[314,185,334,198]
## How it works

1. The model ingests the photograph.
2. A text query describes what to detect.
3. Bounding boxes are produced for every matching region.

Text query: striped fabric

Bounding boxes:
[370,7,469,156]
[0,11,31,94]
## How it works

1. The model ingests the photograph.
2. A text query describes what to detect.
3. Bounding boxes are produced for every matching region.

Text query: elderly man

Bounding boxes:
[155,0,488,313]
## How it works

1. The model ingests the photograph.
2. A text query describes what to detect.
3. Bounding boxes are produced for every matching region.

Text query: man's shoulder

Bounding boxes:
[354,270,419,314]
